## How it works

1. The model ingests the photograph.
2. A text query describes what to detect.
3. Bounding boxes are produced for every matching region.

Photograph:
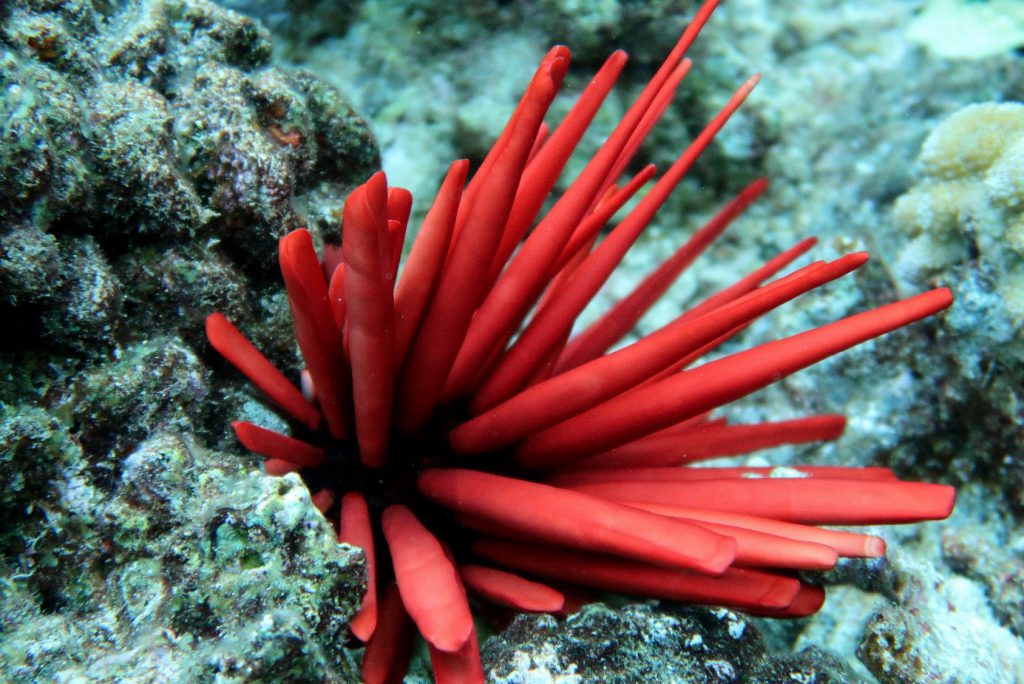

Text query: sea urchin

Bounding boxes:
[206,2,955,681]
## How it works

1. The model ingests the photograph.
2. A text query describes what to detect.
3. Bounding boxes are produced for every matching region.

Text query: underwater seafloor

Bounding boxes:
[1,0,1023,682]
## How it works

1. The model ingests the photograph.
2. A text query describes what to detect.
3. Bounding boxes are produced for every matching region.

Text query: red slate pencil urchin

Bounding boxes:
[206,2,955,682]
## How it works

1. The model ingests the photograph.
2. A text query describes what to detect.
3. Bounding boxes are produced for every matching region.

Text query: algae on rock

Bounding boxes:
[0,0,378,359]
[0,1,380,681]
[484,603,863,684]
[0,432,366,683]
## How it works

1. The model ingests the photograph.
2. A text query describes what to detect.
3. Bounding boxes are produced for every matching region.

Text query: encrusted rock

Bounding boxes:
[1,432,365,683]
[483,603,862,684]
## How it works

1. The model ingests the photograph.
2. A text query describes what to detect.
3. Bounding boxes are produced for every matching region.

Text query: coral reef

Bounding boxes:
[299,0,753,227]
[2,0,1023,682]
[485,603,862,683]
[0,0,378,681]
[940,487,1024,639]
[67,337,210,455]
[0,0,377,358]
[214,0,361,50]
[532,0,704,65]
[859,518,1024,683]
[892,102,1024,326]
[0,431,365,682]
[0,406,78,543]
[883,102,1024,508]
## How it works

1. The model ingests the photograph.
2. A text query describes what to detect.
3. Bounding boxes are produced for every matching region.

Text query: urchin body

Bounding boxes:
[206,1,955,681]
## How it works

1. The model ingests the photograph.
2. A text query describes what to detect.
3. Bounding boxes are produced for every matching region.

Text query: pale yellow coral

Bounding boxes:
[985,135,1024,209]
[918,103,1024,180]
[892,101,1024,324]
[892,179,983,238]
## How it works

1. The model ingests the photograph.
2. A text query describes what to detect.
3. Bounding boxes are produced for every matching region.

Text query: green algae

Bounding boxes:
[1,431,366,683]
